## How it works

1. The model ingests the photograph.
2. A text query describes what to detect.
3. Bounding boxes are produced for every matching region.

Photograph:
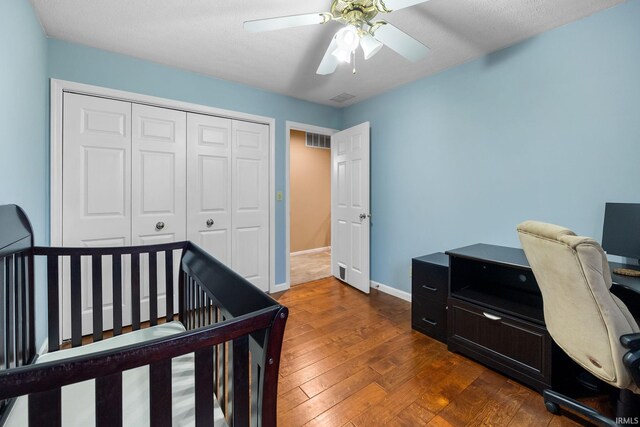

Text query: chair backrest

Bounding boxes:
[517,220,639,390]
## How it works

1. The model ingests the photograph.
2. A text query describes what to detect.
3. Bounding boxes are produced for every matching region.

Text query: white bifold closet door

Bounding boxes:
[131,104,186,322]
[186,113,232,266]
[62,93,134,337]
[231,121,270,292]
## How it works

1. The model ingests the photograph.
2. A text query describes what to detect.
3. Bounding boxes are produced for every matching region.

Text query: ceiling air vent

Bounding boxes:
[330,92,356,103]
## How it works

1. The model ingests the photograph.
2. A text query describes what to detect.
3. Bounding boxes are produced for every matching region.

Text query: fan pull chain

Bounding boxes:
[352,50,356,74]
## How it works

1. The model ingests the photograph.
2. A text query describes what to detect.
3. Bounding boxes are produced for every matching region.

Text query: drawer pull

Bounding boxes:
[421,317,437,326]
[482,312,502,321]
[421,284,438,292]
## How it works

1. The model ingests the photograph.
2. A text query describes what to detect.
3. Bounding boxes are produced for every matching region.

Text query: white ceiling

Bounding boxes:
[31,0,625,107]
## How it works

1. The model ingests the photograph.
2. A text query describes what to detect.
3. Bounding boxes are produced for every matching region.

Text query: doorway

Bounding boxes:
[286,122,336,287]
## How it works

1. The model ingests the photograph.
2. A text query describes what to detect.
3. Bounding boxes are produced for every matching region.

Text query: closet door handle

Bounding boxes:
[206,219,214,228]
[155,221,165,231]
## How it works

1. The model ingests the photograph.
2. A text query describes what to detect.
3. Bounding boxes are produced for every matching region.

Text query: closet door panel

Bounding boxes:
[62,93,132,338]
[186,113,232,266]
[232,121,269,291]
[132,104,186,320]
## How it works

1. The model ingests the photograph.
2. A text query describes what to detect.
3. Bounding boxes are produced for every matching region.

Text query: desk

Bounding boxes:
[444,243,639,392]
[610,262,640,315]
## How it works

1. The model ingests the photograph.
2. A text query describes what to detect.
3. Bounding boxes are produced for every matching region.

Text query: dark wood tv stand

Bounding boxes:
[445,244,554,392]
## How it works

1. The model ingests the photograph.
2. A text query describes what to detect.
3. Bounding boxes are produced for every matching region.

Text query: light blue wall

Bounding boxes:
[0,0,48,345]
[343,0,640,293]
[48,39,342,286]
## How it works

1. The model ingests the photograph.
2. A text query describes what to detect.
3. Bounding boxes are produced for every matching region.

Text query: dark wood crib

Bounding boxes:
[0,204,287,427]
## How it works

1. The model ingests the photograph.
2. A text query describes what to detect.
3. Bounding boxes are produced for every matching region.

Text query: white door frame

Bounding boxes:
[284,121,337,290]
[50,78,277,292]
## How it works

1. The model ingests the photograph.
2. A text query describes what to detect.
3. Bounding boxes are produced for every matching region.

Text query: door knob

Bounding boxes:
[359,213,371,221]
[155,221,165,231]
[206,218,214,228]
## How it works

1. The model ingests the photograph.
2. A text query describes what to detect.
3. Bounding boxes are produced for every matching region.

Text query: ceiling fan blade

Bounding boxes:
[316,37,340,75]
[372,23,429,62]
[379,0,431,12]
[244,13,329,33]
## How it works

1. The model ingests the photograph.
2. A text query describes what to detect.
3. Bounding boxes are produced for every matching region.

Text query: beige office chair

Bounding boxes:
[517,221,640,424]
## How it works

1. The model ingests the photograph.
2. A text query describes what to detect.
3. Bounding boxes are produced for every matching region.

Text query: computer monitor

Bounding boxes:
[602,202,640,262]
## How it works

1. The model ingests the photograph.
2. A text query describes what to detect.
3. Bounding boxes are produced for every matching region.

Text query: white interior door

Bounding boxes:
[62,93,133,338]
[331,122,370,294]
[186,113,232,265]
[232,120,270,291]
[132,103,186,320]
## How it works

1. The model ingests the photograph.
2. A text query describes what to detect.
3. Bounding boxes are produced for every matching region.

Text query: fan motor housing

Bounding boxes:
[331,0,380,25]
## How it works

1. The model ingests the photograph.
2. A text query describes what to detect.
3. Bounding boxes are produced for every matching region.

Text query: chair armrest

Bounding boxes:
[623,349,640,387]
[620,333,640,351]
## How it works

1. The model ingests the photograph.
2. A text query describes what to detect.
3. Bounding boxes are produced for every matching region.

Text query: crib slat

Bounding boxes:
[96,373,122,427]
[92,255,103,342]
[112,254,122,336]
[27,250,35,361]
[7,255,15,368]
[131,253,140,331]
[70,255,82,347]
[0,258,6,369]
[47,255,60,352]
[195,347,214,426]
[14,254,23,366]
[232,336,250,427]
[165,250,173,322]
[150,359,172,427]
[178,271,185,325]
[29,388,61,427]
[149,251,158,326]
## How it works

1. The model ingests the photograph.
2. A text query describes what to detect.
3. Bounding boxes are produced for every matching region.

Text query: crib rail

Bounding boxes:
[0,306,283,426]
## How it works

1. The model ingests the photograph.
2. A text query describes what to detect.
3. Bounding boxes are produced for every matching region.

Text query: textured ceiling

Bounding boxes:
[31,0,625,107]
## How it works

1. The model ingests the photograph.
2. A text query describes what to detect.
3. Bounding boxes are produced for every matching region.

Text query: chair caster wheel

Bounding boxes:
[545,401,561,415]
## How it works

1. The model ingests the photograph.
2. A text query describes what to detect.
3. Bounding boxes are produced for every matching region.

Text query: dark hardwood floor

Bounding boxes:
[273,277,602,427]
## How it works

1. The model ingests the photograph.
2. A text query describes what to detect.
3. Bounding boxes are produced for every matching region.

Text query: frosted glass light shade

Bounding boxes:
[332,47,351,63]
[361,34,383,60]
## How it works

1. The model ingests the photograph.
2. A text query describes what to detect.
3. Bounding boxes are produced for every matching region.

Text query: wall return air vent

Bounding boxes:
[305,132,331,149]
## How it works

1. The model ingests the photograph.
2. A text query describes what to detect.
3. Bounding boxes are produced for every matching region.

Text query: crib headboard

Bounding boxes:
[0,205,37,421]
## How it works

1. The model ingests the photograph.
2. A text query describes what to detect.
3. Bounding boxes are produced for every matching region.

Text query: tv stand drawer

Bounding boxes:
[447,298,552,391]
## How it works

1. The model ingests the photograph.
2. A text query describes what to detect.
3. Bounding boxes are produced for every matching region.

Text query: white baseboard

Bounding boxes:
[370,280,412,302]
[271,282,289,293]
[290,246,330,257]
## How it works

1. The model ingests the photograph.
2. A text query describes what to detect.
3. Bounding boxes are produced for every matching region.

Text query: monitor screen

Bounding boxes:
[602,202,640,260]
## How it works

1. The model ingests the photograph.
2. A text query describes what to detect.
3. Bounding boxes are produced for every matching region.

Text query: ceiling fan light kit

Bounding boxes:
[244,0,431,75]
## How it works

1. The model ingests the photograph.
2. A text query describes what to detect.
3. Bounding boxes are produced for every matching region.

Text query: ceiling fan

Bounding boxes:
[244,0,432,75]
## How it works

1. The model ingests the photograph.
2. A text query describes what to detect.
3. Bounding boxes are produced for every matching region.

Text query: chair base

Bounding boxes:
[543,388,640,427]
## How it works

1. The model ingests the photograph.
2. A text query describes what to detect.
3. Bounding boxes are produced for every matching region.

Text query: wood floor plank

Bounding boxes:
[278,387,310,414]
[507,392,554,427]
[350,375,433,427]
[278,367,381,427]
[304,382,387,427]
[385,401,437,426]
[467,372,532,426]
[278,323,407,396]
